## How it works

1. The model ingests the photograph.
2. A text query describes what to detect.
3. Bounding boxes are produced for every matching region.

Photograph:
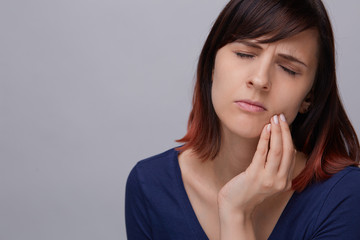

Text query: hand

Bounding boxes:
[218,114,296,218]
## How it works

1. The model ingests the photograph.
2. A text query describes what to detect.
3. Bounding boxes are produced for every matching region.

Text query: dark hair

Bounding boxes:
[177,0,359,191]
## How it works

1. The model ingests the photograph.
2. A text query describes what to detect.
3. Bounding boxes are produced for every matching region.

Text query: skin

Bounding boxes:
[178,29,319,240]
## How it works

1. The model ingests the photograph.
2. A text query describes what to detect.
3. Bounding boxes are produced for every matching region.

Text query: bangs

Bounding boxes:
[221,0,319,44]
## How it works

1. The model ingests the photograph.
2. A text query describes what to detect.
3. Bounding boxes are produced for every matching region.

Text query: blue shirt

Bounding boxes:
[125,148,360,239]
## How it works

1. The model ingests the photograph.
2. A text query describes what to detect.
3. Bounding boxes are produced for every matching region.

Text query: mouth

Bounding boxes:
[234,100,267,112]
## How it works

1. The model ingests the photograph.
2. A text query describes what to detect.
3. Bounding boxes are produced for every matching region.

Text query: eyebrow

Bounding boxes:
[234,40,308,68]
[278,53,308,68]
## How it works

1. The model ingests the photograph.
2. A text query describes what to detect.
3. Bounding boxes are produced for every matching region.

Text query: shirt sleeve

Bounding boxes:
[312,169,360,240]
[125,164,152,240]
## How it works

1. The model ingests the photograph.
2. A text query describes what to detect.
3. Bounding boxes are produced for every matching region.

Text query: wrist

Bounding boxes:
[219,208,256,240]
[219,206,253,226]
[218,196,255,222]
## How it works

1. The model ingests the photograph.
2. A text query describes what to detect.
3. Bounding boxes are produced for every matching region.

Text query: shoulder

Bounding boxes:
[320,166,360,200]
[311,166,360,238]
[272,166,360,239]
[318,166,360,209]
[135,148,178,170]
[300,166,360,213]
[125,148,180,239]
[130,148,179,178]
[126,148,181,193]
[300,166,360,199]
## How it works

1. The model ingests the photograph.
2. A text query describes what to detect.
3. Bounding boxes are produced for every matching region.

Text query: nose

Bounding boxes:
[247,62,271,91]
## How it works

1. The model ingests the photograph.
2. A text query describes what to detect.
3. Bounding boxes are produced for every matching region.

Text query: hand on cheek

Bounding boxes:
[218,113,296,217]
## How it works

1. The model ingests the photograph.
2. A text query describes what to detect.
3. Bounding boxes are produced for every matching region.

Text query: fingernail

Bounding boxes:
[267,123,271,132]
[280,114,286,122]
[273,115,279,124]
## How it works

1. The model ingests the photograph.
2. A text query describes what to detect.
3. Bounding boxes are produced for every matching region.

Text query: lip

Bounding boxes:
[234,99,267,112]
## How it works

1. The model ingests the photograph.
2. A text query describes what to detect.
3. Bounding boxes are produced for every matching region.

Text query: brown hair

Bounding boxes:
[177,0,359,191]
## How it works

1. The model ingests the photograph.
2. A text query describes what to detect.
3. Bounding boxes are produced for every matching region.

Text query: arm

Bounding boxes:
[125,165,152,240]
[218,114,296,240]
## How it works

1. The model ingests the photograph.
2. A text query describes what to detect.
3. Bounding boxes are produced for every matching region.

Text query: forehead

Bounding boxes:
[272,29,319,52]
[273,29,319,66]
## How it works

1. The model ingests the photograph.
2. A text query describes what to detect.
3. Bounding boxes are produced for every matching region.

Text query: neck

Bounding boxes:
[210,127,260,190]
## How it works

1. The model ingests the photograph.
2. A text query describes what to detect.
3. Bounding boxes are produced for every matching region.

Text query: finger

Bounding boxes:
[285,150,297,191]
[278,114,296,177]
[288,150,297,180]
[265,115,283,174]
[251,123,271,168]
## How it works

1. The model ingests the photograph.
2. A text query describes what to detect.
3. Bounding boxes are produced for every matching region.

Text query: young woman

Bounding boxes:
[125,0,360,239]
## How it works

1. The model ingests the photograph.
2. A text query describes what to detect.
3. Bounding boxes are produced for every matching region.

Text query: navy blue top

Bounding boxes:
[125,148,360,239]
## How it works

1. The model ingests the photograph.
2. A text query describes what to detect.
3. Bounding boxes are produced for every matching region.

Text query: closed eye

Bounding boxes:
[235,52,255,59]
[280,65,297,76]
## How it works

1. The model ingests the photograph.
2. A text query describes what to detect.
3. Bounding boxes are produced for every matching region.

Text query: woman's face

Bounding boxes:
[211,29,319,139]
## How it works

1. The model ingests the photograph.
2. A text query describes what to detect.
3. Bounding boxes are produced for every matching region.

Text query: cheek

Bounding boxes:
[211,77,229,117]
[286,106,301,125]
[273,74,315,124]
[275,92,306,124]
[211,66,237,109]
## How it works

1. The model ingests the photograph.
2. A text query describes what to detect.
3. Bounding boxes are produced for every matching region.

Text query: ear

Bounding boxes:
[299,92,313,114]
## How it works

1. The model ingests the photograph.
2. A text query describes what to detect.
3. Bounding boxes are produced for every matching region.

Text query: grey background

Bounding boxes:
[1,0,359,239]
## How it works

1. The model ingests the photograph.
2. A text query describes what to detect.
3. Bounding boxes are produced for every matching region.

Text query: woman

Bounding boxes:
[126,0,360,239]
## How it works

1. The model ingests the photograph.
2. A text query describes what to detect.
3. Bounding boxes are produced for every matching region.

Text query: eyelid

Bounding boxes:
[235,52,256,59]
[280,65,298,76]
[277,59,301,75]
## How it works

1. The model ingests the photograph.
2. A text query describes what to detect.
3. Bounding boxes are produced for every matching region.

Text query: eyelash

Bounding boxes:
[235,52,254,59]
[280,66,297,76]
[235,52,298,76]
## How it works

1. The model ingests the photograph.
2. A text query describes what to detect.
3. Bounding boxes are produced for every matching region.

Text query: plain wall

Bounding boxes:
[1,0,359,239]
